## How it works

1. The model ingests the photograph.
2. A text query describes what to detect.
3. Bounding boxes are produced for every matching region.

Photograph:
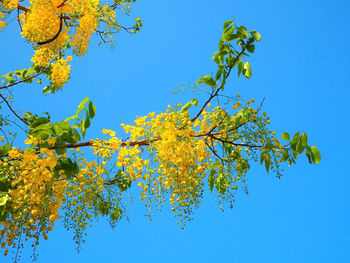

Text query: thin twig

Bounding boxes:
[16,6,22,31]
[210,134,261,148]
[0,93,28,125]
[0,71,44,90]
[57,0,69,8]
[191,48,246,122]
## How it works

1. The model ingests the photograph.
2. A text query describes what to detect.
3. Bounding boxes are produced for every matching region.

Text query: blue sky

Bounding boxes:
[1,0,350,262]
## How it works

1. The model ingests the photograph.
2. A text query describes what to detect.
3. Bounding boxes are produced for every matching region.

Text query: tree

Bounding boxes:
[0,0,320,261]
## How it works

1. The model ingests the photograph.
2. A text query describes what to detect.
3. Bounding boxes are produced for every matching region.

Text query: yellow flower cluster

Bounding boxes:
[0,11,5,31]
[14,0,100,91]
[51,56,72,89]
[0,20,4,31]
[2,0,138,93]
[63,157,105,246]
[0,136,108,256]
[71,0,99,56]
[0,94,289,257]
[148,110,210,210]
[0,145,67,254]
[21,0,61,44]
[1,0,18,10]
[92,106,214,218]
[31,47,55,67]
[20,0,98,53]
[90,99,285,222]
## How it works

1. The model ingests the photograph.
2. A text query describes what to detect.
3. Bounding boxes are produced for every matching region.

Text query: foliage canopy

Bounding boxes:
[0,0,320,261]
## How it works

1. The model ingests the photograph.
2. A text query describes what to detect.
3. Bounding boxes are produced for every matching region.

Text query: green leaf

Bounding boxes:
[0,143,11,157]
[300,133,308,148]
[53,158,79,179]
[290,132,300,151]
[208,170,216,193]
[281,149,290,162]
[0,181,10,192]
[30,117,50,129]
[238,61,244,76]
[55,147,66,155]
[310,146,321,164]
[243,61,252,79]
[260,151,266,165]
[27,67,35,75]
[0,206,9,221]
[88,101,96,119]
[250,31,261,41]
[215,65,224,80]
[64,115,78,122]
[97,201,110,216]
[232,56,241,68]
[305,146,313,164]
[115,170,132,192]
[222,26,235,42]
[52,122,71,136]
[298,133,308,153]
[198,75,217,87]
[265,158,270,173]
[237,26,249,39]
[80,119,86,138]
[78,97,89,110]
[223,19,234,31]
[181,99,198,112]
[215,174,228,194]
[65,97,90,122]
[281,132,290,141]
[0,193,9,206]
[72,129,81,143]
[247,44,255,53]
[111,206,123,222]
[84,112,91,129]
[29,121,54,140]
[43,86,50,94]
[223,34,237,42]
[212,52,222,64]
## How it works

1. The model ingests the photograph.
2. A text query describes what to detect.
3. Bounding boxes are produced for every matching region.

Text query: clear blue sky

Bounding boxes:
[1,0,349,262]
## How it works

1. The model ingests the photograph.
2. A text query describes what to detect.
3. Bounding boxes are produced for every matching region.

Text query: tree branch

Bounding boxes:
[0,71,45,90]
[17,4,29,13]
[191,48,246,122]
[0,93,28,125]
[57,0,69,8]
[37,16,63,45]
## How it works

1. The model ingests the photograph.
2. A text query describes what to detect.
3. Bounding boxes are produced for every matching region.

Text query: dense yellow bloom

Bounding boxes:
[0,21,5,31]
[21,0,61,43]
[2,0,18,10]
[31,47,55,67]
[51,57,72,88]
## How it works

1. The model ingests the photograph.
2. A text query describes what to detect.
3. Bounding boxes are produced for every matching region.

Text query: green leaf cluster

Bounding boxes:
[53,158,79,180]
[280,132,321,165]
[208,19,262,88]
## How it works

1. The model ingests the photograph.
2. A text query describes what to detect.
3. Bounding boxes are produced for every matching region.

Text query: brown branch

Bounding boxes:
[0,93,28,125]
[51,125,259,152]
[191,48,246,122]
[17,4,29,12]
[0,70,45,90]
[258,97,265,111]
[210,134,261,149]
[57,0,69,8]
[205,141,225,162]
[109,1,122,10]
[51,137,160,151]
[37,16,63,45]
[17,6,22,31]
